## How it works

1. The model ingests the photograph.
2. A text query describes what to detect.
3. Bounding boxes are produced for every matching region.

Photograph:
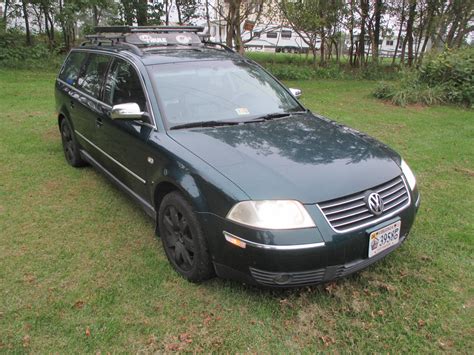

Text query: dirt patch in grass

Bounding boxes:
[454,167,474,178]
[42,127,59,143]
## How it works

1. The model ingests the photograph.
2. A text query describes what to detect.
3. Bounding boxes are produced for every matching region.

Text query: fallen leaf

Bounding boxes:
[319,335,335,347]
[22,335,30,348]
[165,343,182,351]
[324,282,338,295]
[146,335,157,345]
[179,333,192,344]
[85,327,91,337]
[73,300,85,309]
[418,319,426,328]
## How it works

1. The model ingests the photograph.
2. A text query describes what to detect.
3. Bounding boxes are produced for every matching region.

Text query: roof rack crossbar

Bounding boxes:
[81,35,143,55]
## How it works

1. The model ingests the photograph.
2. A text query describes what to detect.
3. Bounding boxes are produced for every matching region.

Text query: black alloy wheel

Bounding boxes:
[158,192,214,282]
[60,118,86,167]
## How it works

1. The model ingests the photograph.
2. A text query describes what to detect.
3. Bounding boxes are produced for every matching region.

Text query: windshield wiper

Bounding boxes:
[244,112,293,123]
[170,120,240,130]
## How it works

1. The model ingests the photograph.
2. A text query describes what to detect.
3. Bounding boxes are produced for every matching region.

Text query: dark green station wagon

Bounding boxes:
[55,26,420,287]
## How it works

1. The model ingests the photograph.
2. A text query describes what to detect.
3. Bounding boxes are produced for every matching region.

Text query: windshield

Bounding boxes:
[147,60,302,128]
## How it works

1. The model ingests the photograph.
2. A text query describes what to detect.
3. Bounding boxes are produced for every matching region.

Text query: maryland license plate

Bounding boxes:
[368,221,401,258]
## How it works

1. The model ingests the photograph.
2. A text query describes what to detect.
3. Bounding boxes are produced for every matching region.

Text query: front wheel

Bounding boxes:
[158,192,214,283]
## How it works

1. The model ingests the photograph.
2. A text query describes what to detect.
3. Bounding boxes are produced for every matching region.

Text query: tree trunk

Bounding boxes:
[319,28,325,65]
[226,1,237,48]
[165,0,170,25]
[205,0,211,34]
[2,0,9,30]
[22,0,32,45]
[358,0,369,67]
[406,0,417,66]
[176,0,183,24]
[392,0,406,65]
[92,5,99,27]
[233,3,244,54]
[373,0,382,62]
[349,0,355,66]
[136,0,148,26]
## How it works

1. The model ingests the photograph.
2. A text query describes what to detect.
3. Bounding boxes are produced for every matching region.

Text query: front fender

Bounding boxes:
[147,131,249,218]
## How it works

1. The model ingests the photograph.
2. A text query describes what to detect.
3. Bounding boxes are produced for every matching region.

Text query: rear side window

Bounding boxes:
[104,59,147,112]
[59,51,87,85]
[76,54,111,98]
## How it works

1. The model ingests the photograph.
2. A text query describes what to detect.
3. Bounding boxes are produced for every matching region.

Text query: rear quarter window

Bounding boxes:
[59,51,87,85]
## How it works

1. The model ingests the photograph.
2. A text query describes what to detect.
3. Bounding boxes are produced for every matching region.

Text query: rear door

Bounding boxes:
[96,57,154,200]
[72,53,112,164]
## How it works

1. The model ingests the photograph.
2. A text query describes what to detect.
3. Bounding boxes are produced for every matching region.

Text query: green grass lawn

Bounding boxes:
[0,69,472,352]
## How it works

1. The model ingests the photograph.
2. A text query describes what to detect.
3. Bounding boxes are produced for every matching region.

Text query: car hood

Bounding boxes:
[168,113,402,203]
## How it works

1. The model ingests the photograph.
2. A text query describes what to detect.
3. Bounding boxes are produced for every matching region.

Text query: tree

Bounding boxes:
[280,0,344,65]
[210,0,267,54]
[175,0,202,25]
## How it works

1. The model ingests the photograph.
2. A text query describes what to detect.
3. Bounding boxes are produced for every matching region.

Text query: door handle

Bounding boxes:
[96,117,103,127]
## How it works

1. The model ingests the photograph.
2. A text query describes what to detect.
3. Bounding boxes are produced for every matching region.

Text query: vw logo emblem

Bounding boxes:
[366,192,384,215]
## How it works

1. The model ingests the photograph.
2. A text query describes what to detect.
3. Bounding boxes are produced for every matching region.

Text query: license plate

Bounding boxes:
[368,221,401,258]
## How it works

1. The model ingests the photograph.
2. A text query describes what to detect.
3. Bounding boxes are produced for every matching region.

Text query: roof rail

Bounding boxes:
[202,41,235,53]
[94,26,205,34]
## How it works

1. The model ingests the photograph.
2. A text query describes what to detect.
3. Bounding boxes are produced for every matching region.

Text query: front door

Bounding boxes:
[96,57,154,201]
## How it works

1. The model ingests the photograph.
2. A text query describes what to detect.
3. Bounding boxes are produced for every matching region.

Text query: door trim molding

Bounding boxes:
[75,130,146,184]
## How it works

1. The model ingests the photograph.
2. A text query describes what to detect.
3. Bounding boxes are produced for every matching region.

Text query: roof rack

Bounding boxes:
[81,26,235,56]
[94,26,205,34]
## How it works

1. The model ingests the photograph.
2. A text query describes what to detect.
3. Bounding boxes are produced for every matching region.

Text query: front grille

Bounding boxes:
[318,175,410,233]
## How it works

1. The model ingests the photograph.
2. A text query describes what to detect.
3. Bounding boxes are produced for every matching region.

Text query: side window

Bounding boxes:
[59,51,87,85]
[76,54,111,98]
[104,59,147,112]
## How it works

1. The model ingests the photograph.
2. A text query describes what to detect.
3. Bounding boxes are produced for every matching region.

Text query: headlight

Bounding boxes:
[226,200,316,229]
[401,159,416,190]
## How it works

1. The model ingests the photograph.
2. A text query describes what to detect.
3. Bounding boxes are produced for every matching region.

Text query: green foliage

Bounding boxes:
[419,47,474,106]
[373,47,474,107]
[246,52,399,81]
[0,29,64,70]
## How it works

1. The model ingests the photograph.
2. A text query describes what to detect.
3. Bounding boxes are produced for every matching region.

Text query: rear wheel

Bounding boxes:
[60,118,86,167]
[158,192,214,282]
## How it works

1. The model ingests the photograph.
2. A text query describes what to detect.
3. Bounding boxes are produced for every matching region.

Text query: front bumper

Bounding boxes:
[198,191,419,287]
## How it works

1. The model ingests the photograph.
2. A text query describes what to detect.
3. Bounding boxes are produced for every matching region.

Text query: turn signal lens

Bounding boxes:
[224,232,247,249]
[401,159,417,190]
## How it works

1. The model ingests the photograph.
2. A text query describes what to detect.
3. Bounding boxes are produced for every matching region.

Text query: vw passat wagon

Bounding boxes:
[55,26,420,287]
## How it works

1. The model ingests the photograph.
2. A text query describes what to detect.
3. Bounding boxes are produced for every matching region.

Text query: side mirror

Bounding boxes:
[289,88,302,99]
[111,103,144,121]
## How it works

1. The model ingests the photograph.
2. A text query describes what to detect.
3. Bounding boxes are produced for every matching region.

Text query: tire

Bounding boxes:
[60,118,86,167]
[158,191,214,283]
